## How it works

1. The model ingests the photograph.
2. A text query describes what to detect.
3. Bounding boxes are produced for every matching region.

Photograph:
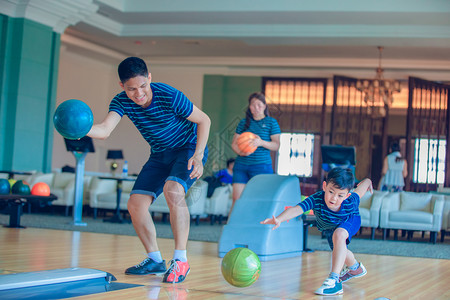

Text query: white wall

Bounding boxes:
[54,50,212,174]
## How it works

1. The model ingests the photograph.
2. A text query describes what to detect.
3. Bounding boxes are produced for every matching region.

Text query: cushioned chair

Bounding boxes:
[149,179,208,225]
[186,179,208,225]
[359,190,388,239]
[205,184,232,224]
[29,172,54,187]
[13,171,39,184]
[149,193,171,222]
[440,194,450,242]
[89,176,135,218]
[48,172,93,216]
[379,191,445,243]
[48,172,76,216]
[20,172,55,213]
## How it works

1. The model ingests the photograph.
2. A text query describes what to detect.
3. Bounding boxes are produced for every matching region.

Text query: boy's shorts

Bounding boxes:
[232,162,273,184]
[131,144,208,200]
[322,215,361,250]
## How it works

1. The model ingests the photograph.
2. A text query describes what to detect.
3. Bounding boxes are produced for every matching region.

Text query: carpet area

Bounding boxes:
[1,213,449,260]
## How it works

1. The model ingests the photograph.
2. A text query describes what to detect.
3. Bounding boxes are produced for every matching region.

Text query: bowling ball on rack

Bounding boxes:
[11,180,31,195]
[0,178,10,194]
[31,182,51,196]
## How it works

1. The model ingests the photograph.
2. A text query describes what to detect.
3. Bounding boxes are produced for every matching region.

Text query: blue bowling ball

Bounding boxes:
[0,178,10,194]
[53,99,93,140]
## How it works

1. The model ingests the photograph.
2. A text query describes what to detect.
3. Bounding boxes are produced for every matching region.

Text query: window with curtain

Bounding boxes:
[277,133,315,177]
[413,138,446,184]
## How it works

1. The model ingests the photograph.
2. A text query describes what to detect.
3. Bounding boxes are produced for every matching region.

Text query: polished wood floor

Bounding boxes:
[0,227,449,300]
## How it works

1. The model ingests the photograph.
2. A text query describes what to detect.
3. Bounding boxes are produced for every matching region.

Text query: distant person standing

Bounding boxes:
[380,142,408,192]
[230,92,280,214]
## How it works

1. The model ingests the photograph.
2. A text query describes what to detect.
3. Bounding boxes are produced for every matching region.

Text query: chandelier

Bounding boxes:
[356,46,401,118]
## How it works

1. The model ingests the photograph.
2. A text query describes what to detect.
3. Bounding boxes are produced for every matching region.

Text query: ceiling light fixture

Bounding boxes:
[356,46,401,118]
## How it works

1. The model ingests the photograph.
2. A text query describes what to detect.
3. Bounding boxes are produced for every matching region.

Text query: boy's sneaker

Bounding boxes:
[125,257,167,275]
[163,259,190,283]
[339,262,367,282]
[314,278,343,295]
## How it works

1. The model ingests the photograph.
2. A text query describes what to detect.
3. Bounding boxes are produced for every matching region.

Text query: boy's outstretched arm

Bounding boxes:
[353,178,373,199]
[260,205,304,230]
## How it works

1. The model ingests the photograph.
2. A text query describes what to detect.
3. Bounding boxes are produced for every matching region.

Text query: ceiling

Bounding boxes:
[64,1,450,64]
[3,0,450,74]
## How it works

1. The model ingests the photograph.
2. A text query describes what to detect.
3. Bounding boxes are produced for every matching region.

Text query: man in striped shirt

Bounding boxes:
[88,57,210,283]
[261,168,373,296]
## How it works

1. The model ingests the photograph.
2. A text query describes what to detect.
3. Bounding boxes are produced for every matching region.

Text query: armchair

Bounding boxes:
[186,179,208,225]
[205,184,232,225]
[29,173,54,187]
[149,179,208,225]
[379,191,445,243]
[49,172,76,216]
[89,176,135,218]
[27,172,92,215]
[149,193,170,222]
[440,194,450,242]
[359,190,387,239]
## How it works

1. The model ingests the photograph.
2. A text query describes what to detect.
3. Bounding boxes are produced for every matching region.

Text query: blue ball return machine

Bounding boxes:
[218,174,303,261]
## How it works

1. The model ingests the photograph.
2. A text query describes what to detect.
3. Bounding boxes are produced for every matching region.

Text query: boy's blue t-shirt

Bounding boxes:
[298,191,360,231]
[109,82,197,152]
[235,116,281,165]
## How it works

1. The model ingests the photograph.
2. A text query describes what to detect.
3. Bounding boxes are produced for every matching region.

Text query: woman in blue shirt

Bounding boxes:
[230,92,281,214]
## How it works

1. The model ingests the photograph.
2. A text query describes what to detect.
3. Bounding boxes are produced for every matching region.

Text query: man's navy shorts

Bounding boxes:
[131,144,208,200]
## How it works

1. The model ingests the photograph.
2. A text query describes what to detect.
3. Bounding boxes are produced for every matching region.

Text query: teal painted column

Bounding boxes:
[0,15,60,173]
[202,75,261,173]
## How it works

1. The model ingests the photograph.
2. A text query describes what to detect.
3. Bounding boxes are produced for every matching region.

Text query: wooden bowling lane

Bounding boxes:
[0,227,449,299]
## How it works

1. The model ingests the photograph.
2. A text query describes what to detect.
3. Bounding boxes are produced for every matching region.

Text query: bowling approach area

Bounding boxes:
[0,174,449,299]
[0,227,449,299]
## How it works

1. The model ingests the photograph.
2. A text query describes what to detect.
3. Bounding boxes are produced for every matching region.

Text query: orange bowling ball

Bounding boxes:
[31,182,51,196]
[237,132,257,155]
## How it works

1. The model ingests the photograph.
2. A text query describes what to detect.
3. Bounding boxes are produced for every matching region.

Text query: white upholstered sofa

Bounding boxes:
[89,176,135,218]
[205,184,232,224]
[379,191,445,243]
[359,190,388,239]
[31,172,92,216]
[149,179,208,225]
[439,193,450,242]
[89,177,208,224]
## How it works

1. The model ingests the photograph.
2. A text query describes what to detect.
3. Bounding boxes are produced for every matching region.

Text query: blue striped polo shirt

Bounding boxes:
[299,191,360,231]
[109,82,196,152]
[235,116,281,165]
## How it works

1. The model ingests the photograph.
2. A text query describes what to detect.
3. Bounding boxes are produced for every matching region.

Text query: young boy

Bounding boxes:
[88,57,210,283]
[261,168,372,295]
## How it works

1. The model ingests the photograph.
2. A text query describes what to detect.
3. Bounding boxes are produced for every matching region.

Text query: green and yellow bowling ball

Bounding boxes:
[8,179,16,188]
[221,247,261,287]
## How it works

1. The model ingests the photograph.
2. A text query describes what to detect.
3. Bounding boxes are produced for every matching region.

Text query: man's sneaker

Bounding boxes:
[163,259,190,283]
[314,278,343,295]
[339,262,367,282]
[125,257,167,275]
